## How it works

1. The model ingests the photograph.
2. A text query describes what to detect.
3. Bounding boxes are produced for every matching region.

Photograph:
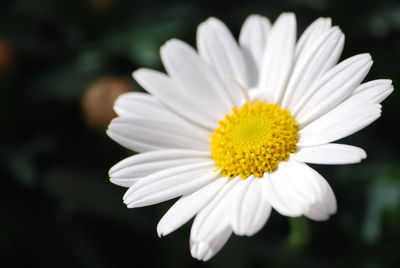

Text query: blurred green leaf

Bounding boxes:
[99,20,184,67]
[362,167,400,243]
[288,217,311,251]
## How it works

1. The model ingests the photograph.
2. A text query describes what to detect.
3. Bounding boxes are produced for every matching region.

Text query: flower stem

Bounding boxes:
[287,217,311,251]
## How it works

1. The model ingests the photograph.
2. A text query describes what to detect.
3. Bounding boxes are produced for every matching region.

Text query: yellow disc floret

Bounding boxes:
[210,101,299,179]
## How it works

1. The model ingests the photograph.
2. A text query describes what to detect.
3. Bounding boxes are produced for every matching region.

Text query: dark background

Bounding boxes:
[1,0,400,267]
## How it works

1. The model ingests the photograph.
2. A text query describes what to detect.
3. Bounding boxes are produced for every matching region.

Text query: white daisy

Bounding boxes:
[107,13,393,261]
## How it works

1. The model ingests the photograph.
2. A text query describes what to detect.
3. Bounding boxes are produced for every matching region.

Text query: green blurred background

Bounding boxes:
[1,0,399,267]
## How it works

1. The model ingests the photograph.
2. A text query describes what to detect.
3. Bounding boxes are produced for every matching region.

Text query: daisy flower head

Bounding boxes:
[107,13,393,261]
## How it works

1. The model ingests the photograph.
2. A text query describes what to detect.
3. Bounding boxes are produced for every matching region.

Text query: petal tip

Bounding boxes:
[156,221,173,238]
[191,241,212,261]
[156,226,164,238]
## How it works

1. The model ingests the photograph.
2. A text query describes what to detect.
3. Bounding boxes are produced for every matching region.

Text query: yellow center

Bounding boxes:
[210,101,299,179]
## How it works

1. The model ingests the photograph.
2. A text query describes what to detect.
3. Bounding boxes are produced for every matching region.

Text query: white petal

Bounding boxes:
[303,203,330,221]
[109,150,210,188]
[161,39,234,122]
[110,150,210,175]
[197,17,250,95]
[107,117,209,153]
[239,15,271,66]
[229,176,272,236]
[239,15,271,86]
[328,80,393,110]
[264,168,309,217]
[111,159,208,188]
[190,178,240,261]
[292,143,367,165]
[319,174,337,215]
[263,160,336,220]
[190,228,232,262]
[114,92,208,133]
[298,102,381,147]
[304,171,337,220]
[111,159,208,181]
[133,69,214,130]
[114,92,177,120]
[258,13,296,104]
[295,17,332,59]
[324,80,393,114]
[109,177,140,188]
[157,177,228,237]
[351,79,394,104]
[262,172,304,217]
[294,54,373,127]
[123,162,218,208]
[282,27,344,109]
